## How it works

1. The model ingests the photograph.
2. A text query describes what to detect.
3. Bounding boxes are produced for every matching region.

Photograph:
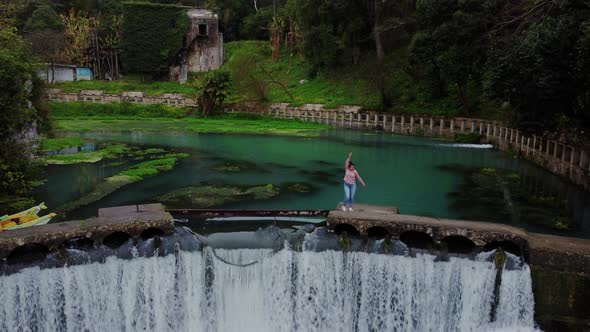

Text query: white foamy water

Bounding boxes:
[0,248,535,332]
[437,143,494,149]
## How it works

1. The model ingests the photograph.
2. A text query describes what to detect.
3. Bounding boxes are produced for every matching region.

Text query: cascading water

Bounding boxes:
[0,231,537,332]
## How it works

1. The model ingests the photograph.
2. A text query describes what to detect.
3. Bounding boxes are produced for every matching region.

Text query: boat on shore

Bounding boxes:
[0,203,56,231]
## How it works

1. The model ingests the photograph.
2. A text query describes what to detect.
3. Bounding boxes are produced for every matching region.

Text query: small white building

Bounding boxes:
[39,64,94,83]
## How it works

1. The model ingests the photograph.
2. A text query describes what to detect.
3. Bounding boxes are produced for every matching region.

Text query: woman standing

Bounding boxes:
[343,152,366,211]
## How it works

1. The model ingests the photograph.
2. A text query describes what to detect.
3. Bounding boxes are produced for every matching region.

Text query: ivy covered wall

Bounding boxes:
[121,2,188,77]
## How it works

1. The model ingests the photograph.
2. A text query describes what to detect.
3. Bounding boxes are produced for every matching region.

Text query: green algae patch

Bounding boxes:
[158,184,279,208]
[44,151,104,164]
[121,157,178,180]
[43,143,131,165]
[41,137,86,151]
[55,156,184,216]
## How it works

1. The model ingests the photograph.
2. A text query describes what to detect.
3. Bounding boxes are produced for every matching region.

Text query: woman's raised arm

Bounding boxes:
[345,152,352,169]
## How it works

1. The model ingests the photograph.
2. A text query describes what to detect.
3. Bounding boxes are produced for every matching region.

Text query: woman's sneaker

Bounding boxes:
[348,207,354,212]
[341,205,347,212]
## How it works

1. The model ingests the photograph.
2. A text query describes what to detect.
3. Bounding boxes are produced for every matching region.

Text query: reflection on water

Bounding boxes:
[36,130,590,238]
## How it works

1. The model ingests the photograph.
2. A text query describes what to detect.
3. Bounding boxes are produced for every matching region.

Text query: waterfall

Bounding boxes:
[0,247,536,332]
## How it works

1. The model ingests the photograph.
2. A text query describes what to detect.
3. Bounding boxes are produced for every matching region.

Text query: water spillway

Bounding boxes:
[0,241,536,331]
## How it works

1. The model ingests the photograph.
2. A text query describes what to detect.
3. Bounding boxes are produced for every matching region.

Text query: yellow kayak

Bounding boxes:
[0,203,47,224]
[2,213,56,231]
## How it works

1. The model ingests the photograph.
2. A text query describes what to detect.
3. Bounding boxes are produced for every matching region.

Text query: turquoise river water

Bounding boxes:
[37,130,590,238]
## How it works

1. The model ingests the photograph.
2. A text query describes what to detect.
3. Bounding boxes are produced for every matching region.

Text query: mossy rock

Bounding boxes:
[158,184,280,208]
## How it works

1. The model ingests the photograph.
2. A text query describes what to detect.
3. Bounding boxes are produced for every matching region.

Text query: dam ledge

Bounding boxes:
[0,203,588,276]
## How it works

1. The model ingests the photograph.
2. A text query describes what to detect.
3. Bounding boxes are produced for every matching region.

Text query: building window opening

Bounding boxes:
[198,24,208,36]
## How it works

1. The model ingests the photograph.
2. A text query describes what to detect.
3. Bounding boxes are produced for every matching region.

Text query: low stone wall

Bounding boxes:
[46,89,197,107]
[45,89,590,190]
[327,204,590,275]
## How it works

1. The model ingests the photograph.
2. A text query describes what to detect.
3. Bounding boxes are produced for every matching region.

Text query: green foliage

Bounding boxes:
[48,101,192,118]
[121,2,188,76]
[225,41,382,109]
[24,5,62,31]
[411,0,494,112]
[190,71,231,116]
[0,28,44,196]
[486,2,590,133]
[242,7,274,40]
[204,0,256,41]
[294,0,368,70]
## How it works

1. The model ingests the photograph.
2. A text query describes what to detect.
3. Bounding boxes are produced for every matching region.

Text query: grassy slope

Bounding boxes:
[224,41,382,109]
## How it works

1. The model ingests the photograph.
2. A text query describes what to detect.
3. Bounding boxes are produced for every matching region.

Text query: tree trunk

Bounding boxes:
[372,0,384,62]
[114,52,119,80]
[458,83,469,114]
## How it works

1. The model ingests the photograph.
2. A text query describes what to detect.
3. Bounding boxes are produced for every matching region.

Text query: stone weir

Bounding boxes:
[0,204,174,260]
[328,204,590,276]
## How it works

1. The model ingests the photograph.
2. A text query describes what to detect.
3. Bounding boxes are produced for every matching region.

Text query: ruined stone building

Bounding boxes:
[171,9,224,83]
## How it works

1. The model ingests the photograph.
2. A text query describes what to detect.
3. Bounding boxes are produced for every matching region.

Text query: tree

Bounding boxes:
[24,5,62,32]
[410,0,497,112]
[485,0,590,133]
[60,9,99,66]
[23,4,66,83]
[191,71,231,116]
[0,28,45,197]
[0,0,27,29]
[294,0,369,71]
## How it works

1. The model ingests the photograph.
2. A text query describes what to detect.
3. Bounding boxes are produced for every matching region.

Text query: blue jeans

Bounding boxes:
[343,182,357,207]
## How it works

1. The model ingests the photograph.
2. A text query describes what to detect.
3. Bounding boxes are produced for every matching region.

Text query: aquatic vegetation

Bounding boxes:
[284,182,313,193]
[41,137,86,151]
[213,159,261,173]
[42,143,185,166]
[442,165,574,231]
[141,148,167,154]
[121,158,179,180]
[158,184,279,208]
[43,143,131,165]
[55,156,186,216]
[44,151,104,164]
